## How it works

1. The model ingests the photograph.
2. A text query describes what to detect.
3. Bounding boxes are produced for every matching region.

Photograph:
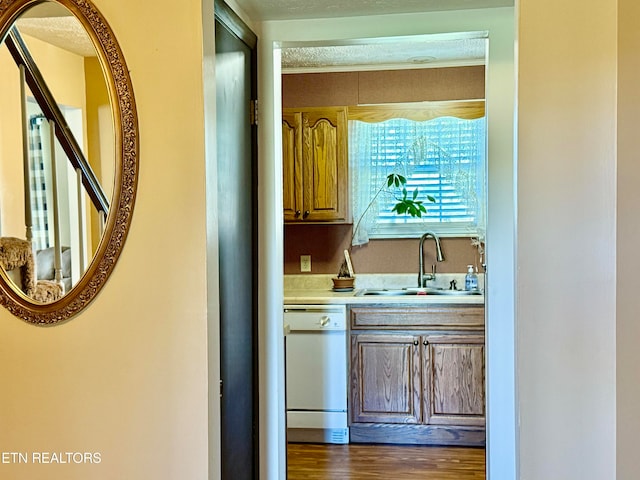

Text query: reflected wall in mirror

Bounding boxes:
[0,0,138,324]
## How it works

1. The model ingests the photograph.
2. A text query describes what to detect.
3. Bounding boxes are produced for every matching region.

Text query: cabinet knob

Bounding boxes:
[295,210,301,218]
[413,340,419,346]
[303,210,310,219]
[423,340,429,346]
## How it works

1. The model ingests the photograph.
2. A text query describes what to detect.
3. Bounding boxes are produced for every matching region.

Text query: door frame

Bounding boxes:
[209,0,259,478]
[256,8,517,480]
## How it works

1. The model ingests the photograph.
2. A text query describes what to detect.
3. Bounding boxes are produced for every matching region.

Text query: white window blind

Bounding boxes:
[349,115,486,244]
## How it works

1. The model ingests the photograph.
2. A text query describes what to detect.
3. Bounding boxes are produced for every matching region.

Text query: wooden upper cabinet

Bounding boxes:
[282,112,302,221]
[282,107,348,223]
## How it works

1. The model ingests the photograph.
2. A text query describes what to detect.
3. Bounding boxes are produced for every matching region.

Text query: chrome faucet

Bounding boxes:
[418,231,444,287]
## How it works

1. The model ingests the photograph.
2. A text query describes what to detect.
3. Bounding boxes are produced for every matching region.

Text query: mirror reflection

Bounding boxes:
[0,1,113,303]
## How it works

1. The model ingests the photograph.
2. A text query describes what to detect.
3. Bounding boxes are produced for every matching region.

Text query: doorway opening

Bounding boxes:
[259,9,517,479]
[280,31,489,477]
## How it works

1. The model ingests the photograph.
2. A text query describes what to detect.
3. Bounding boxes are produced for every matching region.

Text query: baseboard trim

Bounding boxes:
[349,423,485,447]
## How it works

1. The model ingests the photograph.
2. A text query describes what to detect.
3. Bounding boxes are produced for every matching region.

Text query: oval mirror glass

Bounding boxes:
[0,0,138,324]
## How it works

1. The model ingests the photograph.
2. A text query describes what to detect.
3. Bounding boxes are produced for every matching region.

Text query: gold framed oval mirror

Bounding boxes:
[0,0,138,324]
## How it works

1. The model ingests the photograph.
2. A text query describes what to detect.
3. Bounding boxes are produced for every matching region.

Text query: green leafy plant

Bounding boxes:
[351,172,435,246]
[338,173,435,278]
[387,173,435,218]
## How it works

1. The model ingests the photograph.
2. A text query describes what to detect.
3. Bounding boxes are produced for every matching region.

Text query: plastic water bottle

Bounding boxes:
[465,265,478,291]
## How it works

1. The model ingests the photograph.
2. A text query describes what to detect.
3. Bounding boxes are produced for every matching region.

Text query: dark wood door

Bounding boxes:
[215,2,257,478]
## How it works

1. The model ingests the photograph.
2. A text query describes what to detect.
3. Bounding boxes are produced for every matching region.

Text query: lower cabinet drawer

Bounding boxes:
[350,305,485,329]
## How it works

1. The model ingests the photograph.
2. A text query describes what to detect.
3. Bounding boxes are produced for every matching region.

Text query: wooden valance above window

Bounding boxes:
[347,100,485,123]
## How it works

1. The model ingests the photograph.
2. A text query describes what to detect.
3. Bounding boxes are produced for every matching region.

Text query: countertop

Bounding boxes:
[284,273,485,306]
[284,288,484,305]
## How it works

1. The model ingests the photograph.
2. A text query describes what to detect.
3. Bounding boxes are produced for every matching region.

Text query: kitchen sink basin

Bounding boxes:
[358,288,482,296]
[358,289,416,296]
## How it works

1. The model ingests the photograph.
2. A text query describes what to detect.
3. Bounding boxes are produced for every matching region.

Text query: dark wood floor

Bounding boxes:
[287,443,486,479]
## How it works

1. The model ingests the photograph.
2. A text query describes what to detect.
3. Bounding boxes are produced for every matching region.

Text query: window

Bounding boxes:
[349,103,486,244]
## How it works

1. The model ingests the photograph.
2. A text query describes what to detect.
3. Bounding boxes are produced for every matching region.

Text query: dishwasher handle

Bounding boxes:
[284,307,347,331]
[284,306,346,314]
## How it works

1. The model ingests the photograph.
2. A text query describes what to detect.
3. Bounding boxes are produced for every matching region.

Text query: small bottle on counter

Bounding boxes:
[465,264,478,291]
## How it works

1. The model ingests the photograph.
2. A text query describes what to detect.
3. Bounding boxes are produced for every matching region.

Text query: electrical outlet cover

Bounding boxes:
[300,255,311,272]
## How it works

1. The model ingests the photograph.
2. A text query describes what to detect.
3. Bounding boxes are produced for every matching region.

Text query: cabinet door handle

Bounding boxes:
[423,340,429,346]
[295,210,301,218]
[413,340,419,346]
[303,210,310,219]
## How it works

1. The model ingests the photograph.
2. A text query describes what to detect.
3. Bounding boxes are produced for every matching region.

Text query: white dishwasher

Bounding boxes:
[284,304,349,444]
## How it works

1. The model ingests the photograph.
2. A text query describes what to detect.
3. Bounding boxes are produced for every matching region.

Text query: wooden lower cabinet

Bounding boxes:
[349,306,485,446]
[350,333,422,425]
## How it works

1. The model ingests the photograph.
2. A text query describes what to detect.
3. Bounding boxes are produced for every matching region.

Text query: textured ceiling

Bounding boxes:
[282,37,487,72]
[236,0,500,72]
[12,3,96,57]
[8,0,505,64]
[16,16,96,57]
[235,0,513,21]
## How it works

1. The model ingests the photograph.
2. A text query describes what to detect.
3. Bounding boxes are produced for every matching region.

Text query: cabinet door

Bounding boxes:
[351,334,421,424]
[301,108,348,221]
[282,112,303,222]
[423,334,485,426]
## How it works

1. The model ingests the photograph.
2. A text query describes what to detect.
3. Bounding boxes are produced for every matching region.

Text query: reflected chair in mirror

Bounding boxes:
[0,236,63,302]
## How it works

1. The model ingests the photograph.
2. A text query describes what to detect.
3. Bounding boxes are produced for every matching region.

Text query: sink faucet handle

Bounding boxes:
[449,279,457,290]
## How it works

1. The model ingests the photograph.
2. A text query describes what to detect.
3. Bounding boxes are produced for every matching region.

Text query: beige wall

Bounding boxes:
[284,225,480,274]
[517,0,616,478]
[84,56,114,253]
[0,1,210,479]
[283,66,485,107]
[24,33,87,108]
[617,0,640,477]
[0,33,86,237]
[0,42,24,236]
